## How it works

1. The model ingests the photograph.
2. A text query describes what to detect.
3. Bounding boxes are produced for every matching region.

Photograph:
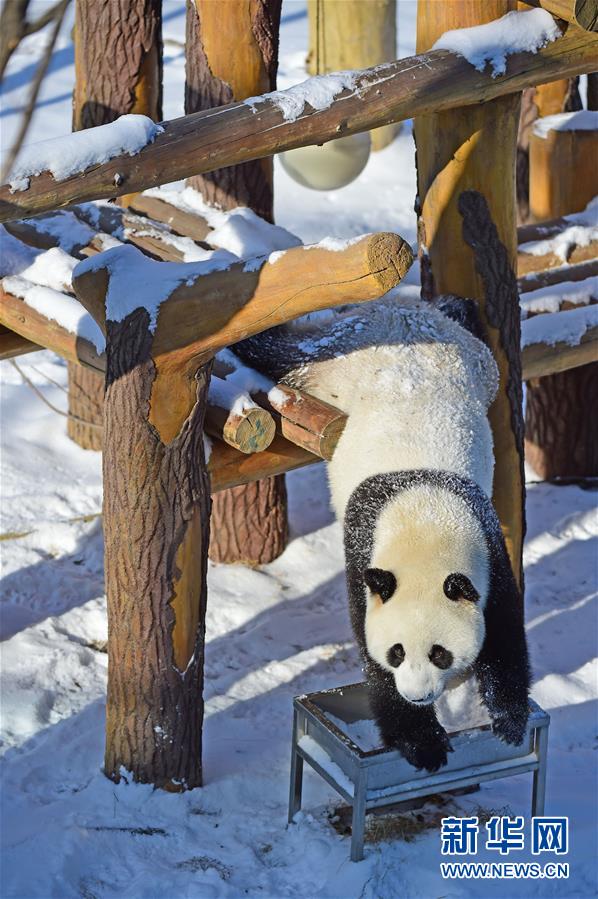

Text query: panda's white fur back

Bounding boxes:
[275,297,499,519]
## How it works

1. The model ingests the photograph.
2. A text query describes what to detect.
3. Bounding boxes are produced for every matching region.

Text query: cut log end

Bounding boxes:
[368,232,414,292]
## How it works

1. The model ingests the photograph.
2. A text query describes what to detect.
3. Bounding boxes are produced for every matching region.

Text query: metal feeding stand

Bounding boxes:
[289,683,550,862]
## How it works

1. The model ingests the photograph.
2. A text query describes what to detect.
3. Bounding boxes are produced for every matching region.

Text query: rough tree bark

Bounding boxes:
[306,0,398,151]
[414,0,526,587]
[524,85,598,479]
[67,0,162,450]
[185,0,288,565]
[103,309,211,788]
[185,0,280,221]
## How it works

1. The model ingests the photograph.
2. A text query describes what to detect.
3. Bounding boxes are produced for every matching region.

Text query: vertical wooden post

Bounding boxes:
[67,0,162,451]
[414,1,526,586]
[529,115,597,220]
[102,313,211,789]
[307,0,398,151]
[185,0,289,565]
[516,76,581,223]
[525,112,598,478]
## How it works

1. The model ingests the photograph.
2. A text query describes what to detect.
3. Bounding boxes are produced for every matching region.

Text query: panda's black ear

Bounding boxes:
[364,568,397,603]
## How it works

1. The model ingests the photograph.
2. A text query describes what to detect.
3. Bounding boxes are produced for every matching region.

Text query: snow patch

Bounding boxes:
[433,8,561,77]
[520,278,597,316]
[519,223,598,263]
[5,115,163,191]
[297,735,354,797]
[215,347,276,396]
[12,211,94,253]
[521,304,598,347]
[533,109,598,139]
[304,234,368,252]
[244,71,360,122]
[73,244,235,332]
[0,226,40,276]
[19,247,77,292]
[2,276,105,352]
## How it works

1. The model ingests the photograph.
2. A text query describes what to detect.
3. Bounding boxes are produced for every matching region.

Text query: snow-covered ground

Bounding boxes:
[1,3,597,898]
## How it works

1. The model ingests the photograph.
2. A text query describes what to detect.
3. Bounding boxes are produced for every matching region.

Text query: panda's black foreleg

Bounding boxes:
[474,582,531,746]
[368,667,452,772]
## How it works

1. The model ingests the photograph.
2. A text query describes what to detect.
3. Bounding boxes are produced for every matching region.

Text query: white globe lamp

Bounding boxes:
[279,131,371,191]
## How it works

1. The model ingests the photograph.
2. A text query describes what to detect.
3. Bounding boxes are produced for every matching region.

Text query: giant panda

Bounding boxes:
[235,294,530,772]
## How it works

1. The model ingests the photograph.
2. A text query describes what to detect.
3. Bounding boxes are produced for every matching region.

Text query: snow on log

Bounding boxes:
[519,260,598,296]
[71,233,414,363]
[1,15,597,222]
[521,306,598,377]
[128,194,211,243]
[206,376,276,454]
[0,281,105,371]
[2,115,163,193]
[520,275,598,316]
[517,197,598,274]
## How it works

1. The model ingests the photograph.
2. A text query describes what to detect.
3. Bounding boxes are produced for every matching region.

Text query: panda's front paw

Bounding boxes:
[392,732,452,773]
[491,707,529,746]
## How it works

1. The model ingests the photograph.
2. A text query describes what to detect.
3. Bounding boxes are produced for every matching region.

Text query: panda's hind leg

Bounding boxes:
[368,668,452,772]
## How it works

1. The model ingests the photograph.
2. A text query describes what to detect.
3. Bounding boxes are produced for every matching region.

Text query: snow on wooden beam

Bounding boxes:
[521,309,598,377]
[519,0,598,31]
[518,259,598,294]
[1,19,596,222]
[517,202,598,275]
[72,233,413,364]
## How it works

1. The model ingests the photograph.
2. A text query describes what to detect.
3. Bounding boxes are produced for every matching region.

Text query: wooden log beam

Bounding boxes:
[518,258,598,291]
[519,0,598,30]
[1,21,596,222]
[522,318,598,377]
[255,384,347,460]
[0,286,105,372]
[205,376,276,454]
[0,326,40,360]
[128,194,210,243]
[3,284,597,469]
[72,232,413,364]
[207,434,318,492]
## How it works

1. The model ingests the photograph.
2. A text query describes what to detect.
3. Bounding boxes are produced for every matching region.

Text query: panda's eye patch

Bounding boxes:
[364,567,397,603]
[443,573,479,603]
[429,644,453,670]
[387,643,405,668]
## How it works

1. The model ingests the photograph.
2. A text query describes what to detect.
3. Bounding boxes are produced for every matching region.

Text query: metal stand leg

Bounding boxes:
[532,724,549,817]
[350,775,367,862]
[288,711,304,823]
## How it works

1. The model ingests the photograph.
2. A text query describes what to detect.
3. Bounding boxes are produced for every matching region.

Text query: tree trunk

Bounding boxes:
[184,0,280,222]
[414,0,525,588]
[524,85,598,479]
[307,0,398,151]
[185,0,288,565]
[525,366,598,479]
[103,309,211,789]
[67,0,162,450]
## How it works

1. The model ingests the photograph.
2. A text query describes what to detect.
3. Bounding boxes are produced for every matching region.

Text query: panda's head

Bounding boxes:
[362,485,489,706]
